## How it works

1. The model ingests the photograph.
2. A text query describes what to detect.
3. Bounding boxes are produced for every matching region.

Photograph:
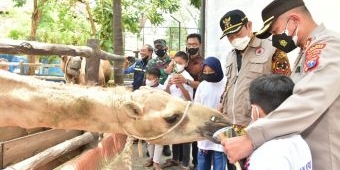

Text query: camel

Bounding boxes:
[0,69,230,169]
[60,55,112,86]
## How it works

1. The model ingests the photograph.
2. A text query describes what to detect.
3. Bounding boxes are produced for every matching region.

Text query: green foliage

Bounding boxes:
[165,26,188,51]
[189,0,201,9]
[12,0,27,7]
[8,0,184,52]
[92,0,180,52]
[8,0,91,45]
[93,0,114,52]
[37,1,91,45]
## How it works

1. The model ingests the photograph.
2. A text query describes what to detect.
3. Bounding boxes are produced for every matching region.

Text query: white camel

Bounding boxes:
[0,70,230,169]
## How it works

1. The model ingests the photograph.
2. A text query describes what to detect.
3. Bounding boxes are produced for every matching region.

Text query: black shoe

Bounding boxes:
[163,145,171,156]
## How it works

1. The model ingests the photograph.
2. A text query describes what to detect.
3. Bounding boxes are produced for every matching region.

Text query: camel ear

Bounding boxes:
[123,101,143,119]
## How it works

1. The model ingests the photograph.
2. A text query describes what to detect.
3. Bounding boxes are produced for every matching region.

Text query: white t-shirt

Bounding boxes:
[246,135,312,170]
[152,83,165,90]
[164,71,194,100]
[194,78,226,152]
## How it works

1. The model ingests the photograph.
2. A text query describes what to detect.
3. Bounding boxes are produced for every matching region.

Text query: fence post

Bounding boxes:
[19,61,24,75]
[85,39,101,85]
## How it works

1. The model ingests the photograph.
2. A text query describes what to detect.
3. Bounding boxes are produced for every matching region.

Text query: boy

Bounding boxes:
[143,67,165,170]
[245,74,312,170]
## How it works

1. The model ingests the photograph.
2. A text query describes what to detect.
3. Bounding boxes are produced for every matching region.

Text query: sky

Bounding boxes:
[205,0,340,67]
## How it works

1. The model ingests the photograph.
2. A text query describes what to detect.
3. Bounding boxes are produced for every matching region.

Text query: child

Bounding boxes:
[194,57,227,170]
[0,58,9,71]
[162,51,193,170]
[245,74,312,170]
[143,67,165,170]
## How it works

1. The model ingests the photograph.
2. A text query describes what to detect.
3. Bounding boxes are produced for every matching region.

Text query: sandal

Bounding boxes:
[144,159,153,167]
[161,159,179,168]
[153,163,163,170]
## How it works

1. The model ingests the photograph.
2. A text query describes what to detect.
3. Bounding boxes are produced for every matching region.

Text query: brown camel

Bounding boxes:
[60,55,112,86]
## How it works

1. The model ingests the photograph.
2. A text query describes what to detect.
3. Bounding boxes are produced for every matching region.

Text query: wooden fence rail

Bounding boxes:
[0,38,125,85]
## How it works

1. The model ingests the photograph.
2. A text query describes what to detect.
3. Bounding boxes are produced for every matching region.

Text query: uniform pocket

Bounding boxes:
[246,56,270,79]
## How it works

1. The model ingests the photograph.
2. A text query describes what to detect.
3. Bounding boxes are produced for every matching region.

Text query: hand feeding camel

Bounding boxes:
[0,70,230,169]
[60,55,112,86]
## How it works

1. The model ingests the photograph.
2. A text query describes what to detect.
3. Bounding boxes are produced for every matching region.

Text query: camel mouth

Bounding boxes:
[197,115,232,144]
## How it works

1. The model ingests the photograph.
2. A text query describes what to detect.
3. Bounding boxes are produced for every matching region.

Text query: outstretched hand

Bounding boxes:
[221,135,254,164]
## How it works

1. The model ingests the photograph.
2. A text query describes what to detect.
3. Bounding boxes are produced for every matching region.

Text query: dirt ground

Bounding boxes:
[132,142,194,170]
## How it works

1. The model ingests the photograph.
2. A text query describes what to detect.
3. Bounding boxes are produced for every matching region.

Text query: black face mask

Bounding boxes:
[187,47,199,55]
[272,33,297,53]
[272,19,298,53]
[202,73,219,82]
[155,49,166,57]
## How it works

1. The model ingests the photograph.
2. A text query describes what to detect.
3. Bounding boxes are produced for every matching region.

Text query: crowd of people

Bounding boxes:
[123,0,340,169]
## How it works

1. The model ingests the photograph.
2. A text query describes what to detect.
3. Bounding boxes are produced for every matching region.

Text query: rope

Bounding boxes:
[120,101,192,141]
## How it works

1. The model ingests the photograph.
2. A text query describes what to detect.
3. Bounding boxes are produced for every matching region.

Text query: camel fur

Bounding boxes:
[0,70,229,143]
[0,70,230,169]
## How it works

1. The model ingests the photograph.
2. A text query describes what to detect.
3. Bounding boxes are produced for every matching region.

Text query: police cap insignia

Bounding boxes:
[219,10,248,39]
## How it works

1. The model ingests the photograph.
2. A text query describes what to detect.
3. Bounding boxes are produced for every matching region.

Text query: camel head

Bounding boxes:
[60,55,112,86]
[119,86,231,144]
[60,55,83,84]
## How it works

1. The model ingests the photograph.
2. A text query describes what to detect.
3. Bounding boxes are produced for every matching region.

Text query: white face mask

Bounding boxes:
[250,105,260,123]
[175,64,186,73]
[145,79,156,87]
[231,36,251,50]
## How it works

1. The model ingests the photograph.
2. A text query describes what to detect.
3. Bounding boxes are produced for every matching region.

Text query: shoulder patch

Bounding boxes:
[255,47,265,56]
[272,50,291,75]
[304,43,326,72]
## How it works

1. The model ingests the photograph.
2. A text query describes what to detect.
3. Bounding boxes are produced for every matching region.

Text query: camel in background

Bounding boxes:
[0,70,229,169]
[60,55,112,86]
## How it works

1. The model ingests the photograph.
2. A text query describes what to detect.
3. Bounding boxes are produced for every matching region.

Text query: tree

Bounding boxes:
[30,0,47,74]
[112,0,124,85]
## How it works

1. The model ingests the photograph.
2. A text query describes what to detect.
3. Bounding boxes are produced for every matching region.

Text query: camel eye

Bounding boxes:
[164,113,181,124]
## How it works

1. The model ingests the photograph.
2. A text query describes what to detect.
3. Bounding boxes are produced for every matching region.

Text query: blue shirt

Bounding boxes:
[124,59,148,90]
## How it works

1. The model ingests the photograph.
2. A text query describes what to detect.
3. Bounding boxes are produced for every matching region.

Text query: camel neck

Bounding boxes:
[0,70,128,134]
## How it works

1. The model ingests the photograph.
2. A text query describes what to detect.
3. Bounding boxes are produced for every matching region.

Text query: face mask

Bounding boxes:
[145,79,156,87]
[175,64,186,73]
[187,47,199,55]
[250,105,260,123]
[202,73,219,82]
[231,36,251,50]
[272,19,299,53]
[155,49,166,57]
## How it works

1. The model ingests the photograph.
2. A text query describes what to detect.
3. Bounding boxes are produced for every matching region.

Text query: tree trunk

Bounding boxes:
[84,0,97,36]
[28,0,47,75]
[112,0,124,85]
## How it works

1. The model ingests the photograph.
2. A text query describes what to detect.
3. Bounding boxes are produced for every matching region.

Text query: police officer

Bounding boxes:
[218,9,292,169]
[124,44,153,90]
[219,9,291,132]
[222,0,340,169]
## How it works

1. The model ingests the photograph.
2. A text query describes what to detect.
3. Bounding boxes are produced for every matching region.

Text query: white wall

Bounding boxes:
[205,0,340,67]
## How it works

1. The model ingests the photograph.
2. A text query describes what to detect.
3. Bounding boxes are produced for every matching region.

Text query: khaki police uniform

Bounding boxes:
[247,24,340,170]
[219,10,291,130]
[222,36,277,127]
